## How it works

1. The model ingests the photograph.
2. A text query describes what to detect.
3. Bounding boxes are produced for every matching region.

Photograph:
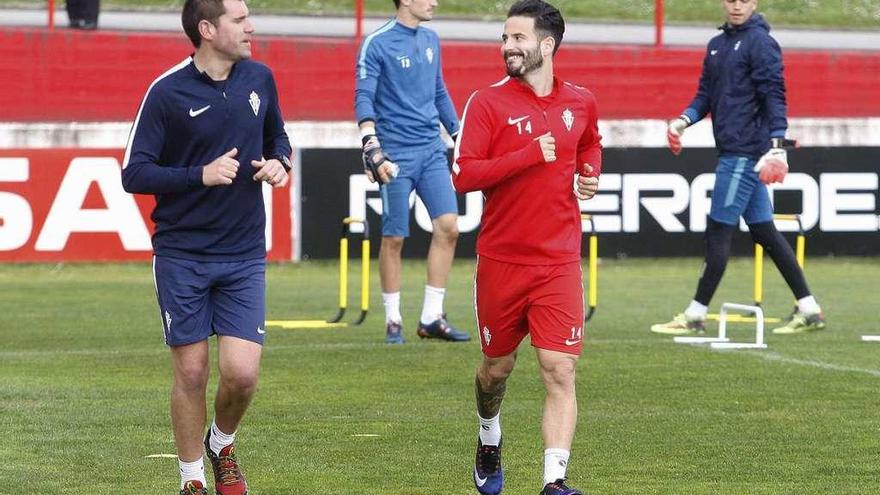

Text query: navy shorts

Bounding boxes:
[710,155,773,226]
[152,256,266,347]
[380,140,458,237]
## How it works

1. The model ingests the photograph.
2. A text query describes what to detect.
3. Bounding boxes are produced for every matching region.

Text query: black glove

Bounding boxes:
[362,135,393,184]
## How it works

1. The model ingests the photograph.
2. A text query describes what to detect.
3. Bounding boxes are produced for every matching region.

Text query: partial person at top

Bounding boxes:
[67,0,100,30]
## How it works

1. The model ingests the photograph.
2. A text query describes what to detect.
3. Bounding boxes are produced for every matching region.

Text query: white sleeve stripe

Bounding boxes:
[122,57,192,170]
[357,19,396,80]
[490,76,510,88]
[452,89,480,174]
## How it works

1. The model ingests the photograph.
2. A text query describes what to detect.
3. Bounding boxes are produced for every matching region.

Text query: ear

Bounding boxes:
[198,19,216,42]
[541,36,555,57]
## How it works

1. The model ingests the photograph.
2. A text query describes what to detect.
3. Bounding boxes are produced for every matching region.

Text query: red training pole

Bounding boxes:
[48,0,55,30]
[355,0,364,40]
[654,0,664,47]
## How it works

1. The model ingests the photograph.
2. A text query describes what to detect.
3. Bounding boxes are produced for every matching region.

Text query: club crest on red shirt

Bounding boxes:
[562,108,574,131]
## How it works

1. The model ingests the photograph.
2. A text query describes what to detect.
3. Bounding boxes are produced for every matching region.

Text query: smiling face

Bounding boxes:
[204,0,254,61]
[501,15,551,77]
[723,0,757,26]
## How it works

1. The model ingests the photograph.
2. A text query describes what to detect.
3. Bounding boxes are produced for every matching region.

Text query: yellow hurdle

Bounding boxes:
[327,217,371,325]
[581,214,598,322]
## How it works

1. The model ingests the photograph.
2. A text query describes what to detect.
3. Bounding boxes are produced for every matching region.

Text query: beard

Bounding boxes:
[504,45,543,77]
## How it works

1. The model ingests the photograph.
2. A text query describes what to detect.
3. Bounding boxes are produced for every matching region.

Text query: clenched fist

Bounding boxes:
[202,147,240,186]
[536,132,556,163]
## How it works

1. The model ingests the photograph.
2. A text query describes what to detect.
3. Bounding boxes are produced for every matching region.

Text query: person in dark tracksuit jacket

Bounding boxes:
[66,0,100,29]
[651,0,826,336]
[121,1,291,493]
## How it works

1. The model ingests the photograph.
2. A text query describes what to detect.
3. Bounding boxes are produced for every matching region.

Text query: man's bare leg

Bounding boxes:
[536,348,579,486]
[170,340,210,462]
[213,336,262,434]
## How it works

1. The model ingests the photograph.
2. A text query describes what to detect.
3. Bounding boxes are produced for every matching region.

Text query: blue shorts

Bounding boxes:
[381,140,458,237]
[710,155,773,226]
[152,256,266,347]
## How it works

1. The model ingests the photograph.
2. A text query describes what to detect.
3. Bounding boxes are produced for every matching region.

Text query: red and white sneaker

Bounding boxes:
[204,431,248,495]
[180,480,208,495]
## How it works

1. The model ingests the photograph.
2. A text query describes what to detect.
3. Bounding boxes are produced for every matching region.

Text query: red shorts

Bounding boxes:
[475,256,585,357]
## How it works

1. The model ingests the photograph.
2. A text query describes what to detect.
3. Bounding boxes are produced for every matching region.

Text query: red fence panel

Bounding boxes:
[1,28,879,122]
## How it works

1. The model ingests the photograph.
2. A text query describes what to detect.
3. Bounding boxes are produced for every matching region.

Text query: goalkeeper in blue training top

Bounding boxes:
[354,0,471,344]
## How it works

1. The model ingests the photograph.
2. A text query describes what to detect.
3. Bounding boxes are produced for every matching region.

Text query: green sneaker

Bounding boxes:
[650,313,706,335]
[772,312,826,334]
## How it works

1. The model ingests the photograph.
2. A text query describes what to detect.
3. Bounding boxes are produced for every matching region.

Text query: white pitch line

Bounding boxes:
[352,434,380,438]
[754,351,880,378]
[145,454,178,459]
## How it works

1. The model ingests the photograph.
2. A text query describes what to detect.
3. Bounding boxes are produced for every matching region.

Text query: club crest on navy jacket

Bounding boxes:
[122,57,292,261]
[682,14,787,159]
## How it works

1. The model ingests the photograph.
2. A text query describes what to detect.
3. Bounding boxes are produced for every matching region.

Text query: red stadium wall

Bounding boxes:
[2,27,879,122]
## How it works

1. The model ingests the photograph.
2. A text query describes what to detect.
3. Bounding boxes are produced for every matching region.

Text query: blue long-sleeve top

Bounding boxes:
[122,57,292,261]
[355,19,459,154]
[682,14,787,159]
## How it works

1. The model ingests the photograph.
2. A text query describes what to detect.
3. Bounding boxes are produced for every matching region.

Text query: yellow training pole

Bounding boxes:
[796,233,805,269]
[338,237,349,311]
[588,234,598,309]
[754,243,764,306]
[361,239,370,312]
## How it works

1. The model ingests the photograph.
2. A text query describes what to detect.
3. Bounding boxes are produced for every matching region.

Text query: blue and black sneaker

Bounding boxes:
[417,314,470,342]
[473,438,503,495]
[540,478,582,495]
[385,321,405,344]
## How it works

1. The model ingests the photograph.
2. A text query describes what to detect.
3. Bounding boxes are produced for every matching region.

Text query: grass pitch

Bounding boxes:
[1,256,879,494]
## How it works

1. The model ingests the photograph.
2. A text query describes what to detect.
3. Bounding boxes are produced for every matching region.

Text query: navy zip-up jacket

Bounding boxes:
[355,19,459,154]
[682,14,787,160]
[122,57,292,261]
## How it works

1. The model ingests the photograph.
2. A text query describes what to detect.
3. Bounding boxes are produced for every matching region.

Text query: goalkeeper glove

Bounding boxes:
[753,138,791,185]
[361,135,398,184]
[666,115,690,156]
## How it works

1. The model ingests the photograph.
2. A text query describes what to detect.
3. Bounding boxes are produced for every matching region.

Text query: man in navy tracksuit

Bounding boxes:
[355,0,470,344]
[651,0,826,336]
[122,1,291,493]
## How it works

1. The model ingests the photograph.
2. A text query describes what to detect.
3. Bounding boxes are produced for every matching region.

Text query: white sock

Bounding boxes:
[420,285,446,325]
[179,457,206,489]
[684,300,708,319]
[797,295,821,315]
[543,448,570,485]
[478,413,501,446]
[209,420,235,456]
[382,291,402,323]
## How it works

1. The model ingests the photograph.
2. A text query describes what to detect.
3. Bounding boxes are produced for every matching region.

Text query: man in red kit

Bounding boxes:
[451,1,600,494]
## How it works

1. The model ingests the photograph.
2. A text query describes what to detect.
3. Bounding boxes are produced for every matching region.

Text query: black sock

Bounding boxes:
[694,218,736,306]
[748,221,811,299]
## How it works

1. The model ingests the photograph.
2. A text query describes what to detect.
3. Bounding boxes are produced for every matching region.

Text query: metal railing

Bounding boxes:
[44,0,667,46]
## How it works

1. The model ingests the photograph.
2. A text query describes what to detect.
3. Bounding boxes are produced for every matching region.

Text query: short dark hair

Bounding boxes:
[182,0,227,48]
[507,0,565,55]
[392,0,401,8]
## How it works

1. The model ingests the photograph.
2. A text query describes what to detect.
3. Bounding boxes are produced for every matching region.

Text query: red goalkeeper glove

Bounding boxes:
[666,116,690,156]
[753,138,793,185]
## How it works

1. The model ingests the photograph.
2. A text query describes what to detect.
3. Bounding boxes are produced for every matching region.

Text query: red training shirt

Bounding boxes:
[452,76,602,265]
